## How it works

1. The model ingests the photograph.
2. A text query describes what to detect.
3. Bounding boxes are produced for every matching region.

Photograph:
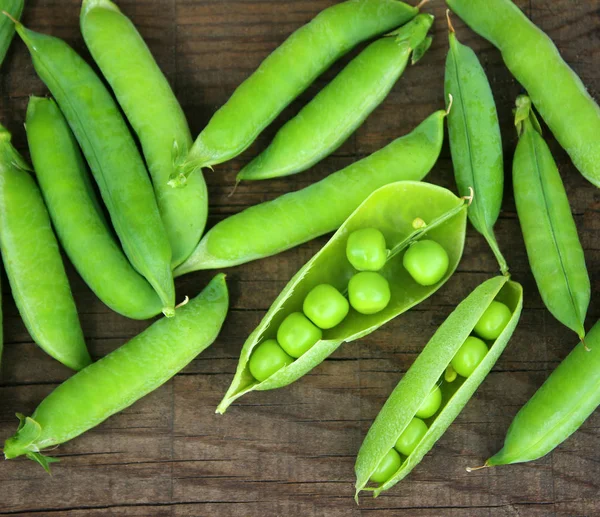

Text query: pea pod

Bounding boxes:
[237,14,434,181]
[513,95,589,340]
[26,96,163,320]
[0,122,91,371]
[80,0,208,267]
[446,0,600,188]
[355,276,523,498]
[487,319,600,467]
[13,21,176,316]
[217,181,467,413]
[176,108,447,275]
[444,13,507,275]
[0,0,22,66]
[172,0,420,185]
[3,274,228,472]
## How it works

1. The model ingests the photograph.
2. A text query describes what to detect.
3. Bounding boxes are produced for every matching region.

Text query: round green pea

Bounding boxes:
[451,336,489,378]
[415,385,442,419]
[277,312,322,358]
[402,239,449,286]
[248,339,294,382]
[369,447,402,484]
[346,228,387,271]
[394,417,428,456]
[348,271,391,315]
[303,284,349,329]
[474,301,512,340]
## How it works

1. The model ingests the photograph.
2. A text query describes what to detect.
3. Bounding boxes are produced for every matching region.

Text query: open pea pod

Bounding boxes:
[217,181,468,414]
[355,275,523,498]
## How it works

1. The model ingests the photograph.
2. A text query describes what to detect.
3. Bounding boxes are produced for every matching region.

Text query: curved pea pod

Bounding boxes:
[444,15,507,275]
[487,319,600,467]
[175,108,447,275]
[0,123,91,371]
[3,274,228,472]
[446,0,600,188]
[80,0,208,267]
[216,181,467,414]
[513,95,589,340]
[237,14,434,181]
[172,0,419,184]
[0,0,23,67]
[355,276,523,499]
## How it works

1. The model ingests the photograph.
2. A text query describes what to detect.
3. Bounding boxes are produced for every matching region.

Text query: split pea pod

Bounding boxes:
[444,12,507,275]
[0,123,91,371]
[513,95,589,340]
[3,274,228,472]
[80,0,208,267]
[172,0,421,185]
[217,181,467,413]
[487,319,600,467]
[0,0,22,66]
[355,276,523,498]
[13,21,176,316]
[176,108,448,275]
[26,97,163,320]
[446,0,600,188]
[237,14,434,181]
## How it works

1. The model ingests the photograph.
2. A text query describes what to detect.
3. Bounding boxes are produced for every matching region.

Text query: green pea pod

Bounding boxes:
[175,108,447,275]
[26,96,164,320]
[0,0,23,66]
[217,181,467,413]
[444,14,507,275]
[80,0,208,267]
[3,274,228,472]
[0,123,91,371]
[446,0,600,188]
[355,276,523,498]
[487,319,600,466]
[513,95,589,340]
[237,14,434,181]
[171,0,420,185]
[13,21,176,316]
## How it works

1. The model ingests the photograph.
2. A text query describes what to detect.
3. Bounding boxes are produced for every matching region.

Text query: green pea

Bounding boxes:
[369,448,401,484]
[348,272,391,315]
[346,228,388,272]
[303,284,349,330]
[395,418,428,456]
[474,301,512,341]
[248,339,294,382]
[0,1,22,67]
[403,239,449,286]
[277,312,322,359]
[451,336,489,378]
[415,385,442,419]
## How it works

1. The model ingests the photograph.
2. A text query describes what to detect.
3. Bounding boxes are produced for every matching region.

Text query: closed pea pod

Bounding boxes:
[237,14,434,182]
[513,95,589,340]
[3,274,228,472]
[0,0,22,67]
[176,108,448,275]
[217,181,467,413]
[355,276,523,498]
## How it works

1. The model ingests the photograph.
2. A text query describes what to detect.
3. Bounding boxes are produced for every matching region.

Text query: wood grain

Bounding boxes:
[1,0,599,515]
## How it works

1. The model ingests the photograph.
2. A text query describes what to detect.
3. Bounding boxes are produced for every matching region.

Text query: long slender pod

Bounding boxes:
[0,0,23,66]
[3,274,228,472]
[176,108,447,275]
[446,0,600,187]
[238,14,434,181]
[172,0,420,184]
[444,13,507,274]
[26,97,163,320]
[0,123,91,371]
[12,20,176,315]
[80,0,208,267]
[513,95,589,340]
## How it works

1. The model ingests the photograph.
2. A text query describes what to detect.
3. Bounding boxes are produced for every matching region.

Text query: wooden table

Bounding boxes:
[1,1,599,515]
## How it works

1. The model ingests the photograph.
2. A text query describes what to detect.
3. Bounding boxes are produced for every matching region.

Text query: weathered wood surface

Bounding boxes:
[1,0,599,515]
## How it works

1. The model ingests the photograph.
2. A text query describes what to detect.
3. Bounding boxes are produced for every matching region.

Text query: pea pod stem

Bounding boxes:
[0,1,22,67]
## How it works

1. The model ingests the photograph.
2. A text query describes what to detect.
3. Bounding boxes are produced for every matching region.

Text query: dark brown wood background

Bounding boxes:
[1,1,599,515]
